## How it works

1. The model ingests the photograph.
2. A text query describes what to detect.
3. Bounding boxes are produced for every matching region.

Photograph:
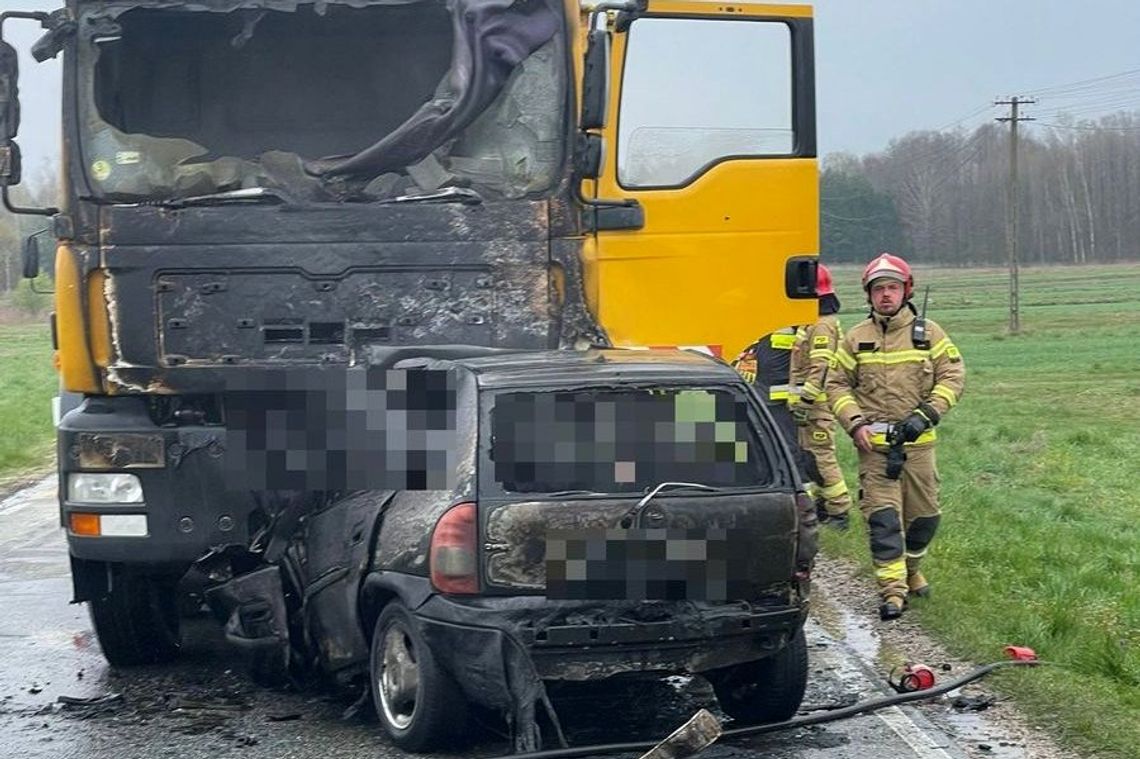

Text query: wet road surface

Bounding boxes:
[1,478,1000,759]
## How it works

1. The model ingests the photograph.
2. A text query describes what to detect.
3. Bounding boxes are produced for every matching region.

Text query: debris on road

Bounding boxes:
[57,693,124,708]
[951,694,997,712]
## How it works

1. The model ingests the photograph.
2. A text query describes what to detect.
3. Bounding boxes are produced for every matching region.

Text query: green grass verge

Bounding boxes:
[822,262,1140,759]
[0,322,56,486]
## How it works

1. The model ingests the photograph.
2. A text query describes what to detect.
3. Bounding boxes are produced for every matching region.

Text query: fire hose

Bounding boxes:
[498,652,1044,759]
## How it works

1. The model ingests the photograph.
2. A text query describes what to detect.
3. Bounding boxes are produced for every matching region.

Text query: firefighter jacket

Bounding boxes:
[730,327,798,404]
[826,305,965,447]
[789,314,842,413]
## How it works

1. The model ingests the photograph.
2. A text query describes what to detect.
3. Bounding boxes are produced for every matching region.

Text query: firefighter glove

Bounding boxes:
[896,412,930,443]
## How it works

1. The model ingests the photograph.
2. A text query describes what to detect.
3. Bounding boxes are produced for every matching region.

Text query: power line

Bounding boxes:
[1047,101,1140,118]
[876,127,991,169]
[1036,121,1140,132]
[1023,67,1140,97]
[932,103,994,133]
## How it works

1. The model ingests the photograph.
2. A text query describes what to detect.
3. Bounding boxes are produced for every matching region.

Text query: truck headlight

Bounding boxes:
[68,473,144,504]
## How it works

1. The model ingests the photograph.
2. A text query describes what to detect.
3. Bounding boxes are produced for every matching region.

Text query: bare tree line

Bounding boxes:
[822,111,1140,265]
[0,160,58,295]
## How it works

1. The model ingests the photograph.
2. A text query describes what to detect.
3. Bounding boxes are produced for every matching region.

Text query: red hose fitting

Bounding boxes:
[1004,645,1038,661]
[888,662,937,693]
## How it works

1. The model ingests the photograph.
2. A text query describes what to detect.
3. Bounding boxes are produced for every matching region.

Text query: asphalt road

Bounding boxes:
[0,478,990,759]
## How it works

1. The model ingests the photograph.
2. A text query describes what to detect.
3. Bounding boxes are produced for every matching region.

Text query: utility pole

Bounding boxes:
[995,96,1035,334]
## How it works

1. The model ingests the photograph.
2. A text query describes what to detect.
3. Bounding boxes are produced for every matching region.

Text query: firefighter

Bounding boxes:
[731,325,800,450]
[826,253,965,621]
[787,263,851,530]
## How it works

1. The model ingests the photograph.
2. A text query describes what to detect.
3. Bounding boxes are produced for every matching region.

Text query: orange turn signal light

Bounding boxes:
[69,513,101,536]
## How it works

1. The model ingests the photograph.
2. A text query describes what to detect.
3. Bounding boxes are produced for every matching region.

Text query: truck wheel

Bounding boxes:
[708,627,808,724]
[370,602,469,751]
[88,569,182,666]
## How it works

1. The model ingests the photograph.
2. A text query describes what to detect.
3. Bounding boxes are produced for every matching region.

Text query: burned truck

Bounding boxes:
[0,0,822,748]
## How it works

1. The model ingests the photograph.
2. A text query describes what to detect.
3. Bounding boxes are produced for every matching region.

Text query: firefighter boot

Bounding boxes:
[825,511,850,532]
[879,594,907,621]
[814,489,851,531]
[908,570,931,598]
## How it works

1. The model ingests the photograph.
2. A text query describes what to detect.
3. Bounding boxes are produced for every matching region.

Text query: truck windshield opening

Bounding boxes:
[79,0,566,203]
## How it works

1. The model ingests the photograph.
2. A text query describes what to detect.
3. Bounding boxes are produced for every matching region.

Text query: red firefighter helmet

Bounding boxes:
[862,253,913,299]
[816,263,835,296]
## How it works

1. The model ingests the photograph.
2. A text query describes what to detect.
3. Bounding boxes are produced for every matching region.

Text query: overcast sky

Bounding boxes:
[2,0,1139,175]
[812,0,1140,155]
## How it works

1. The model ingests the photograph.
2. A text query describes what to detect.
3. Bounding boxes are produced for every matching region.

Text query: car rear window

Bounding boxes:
[486,386,774,493]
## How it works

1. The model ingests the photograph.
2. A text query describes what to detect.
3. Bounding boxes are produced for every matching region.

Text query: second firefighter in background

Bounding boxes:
[787,263,852,529]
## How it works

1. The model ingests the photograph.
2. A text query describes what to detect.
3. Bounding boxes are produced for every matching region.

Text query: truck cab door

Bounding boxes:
[580,2,819,360]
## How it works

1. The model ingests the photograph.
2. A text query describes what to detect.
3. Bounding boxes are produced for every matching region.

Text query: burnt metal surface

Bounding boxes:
[93,201,608,392]
[304,0,562,180]
[481,494,798,592]
[411,590,805,749]
[550,236,609,349]
[298,490,392,677]
[371,490,455,576]
[204,564,291,670]
[456,347,748,390]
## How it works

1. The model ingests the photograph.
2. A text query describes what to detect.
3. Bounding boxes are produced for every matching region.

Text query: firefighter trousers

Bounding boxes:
[856,444,941,600]
[797,413,851,517]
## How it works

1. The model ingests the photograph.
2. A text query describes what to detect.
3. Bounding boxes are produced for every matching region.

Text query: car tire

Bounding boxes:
[370,602,469,751]
[708,627,808,724]
[88,568,182,666]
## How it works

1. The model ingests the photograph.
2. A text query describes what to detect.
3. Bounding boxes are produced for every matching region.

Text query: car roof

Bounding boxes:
[402,348,742,390]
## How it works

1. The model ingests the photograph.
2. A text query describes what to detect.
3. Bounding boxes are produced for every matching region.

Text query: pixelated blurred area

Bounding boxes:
[545,527,755,600]
[221,367,458,490]
[490,388,770,493]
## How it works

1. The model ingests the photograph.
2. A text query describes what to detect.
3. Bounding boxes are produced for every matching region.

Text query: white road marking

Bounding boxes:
[877,705,956,758]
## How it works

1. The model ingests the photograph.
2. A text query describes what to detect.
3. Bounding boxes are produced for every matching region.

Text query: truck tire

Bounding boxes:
[88,568,182,666]
[370,602,469,751]
[707,627,808,724]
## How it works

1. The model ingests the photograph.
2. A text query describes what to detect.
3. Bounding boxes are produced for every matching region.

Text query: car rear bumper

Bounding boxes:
[410,591,807,712]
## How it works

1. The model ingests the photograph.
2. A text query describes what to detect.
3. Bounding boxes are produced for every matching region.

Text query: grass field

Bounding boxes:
[823,262,1140,759]
[0,321,56,488]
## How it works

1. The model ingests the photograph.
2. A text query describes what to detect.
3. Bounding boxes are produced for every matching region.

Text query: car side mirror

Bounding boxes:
[23,228,55,289]
[22,232,41,278]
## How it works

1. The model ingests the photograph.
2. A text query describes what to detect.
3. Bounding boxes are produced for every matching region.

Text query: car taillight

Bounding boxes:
[430,502,478,594]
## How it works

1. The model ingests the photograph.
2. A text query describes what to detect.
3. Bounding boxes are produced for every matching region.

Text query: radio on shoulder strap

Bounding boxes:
[912,285,931,350]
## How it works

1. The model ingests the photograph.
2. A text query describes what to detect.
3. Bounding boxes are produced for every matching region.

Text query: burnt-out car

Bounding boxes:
[205,348,818,752]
